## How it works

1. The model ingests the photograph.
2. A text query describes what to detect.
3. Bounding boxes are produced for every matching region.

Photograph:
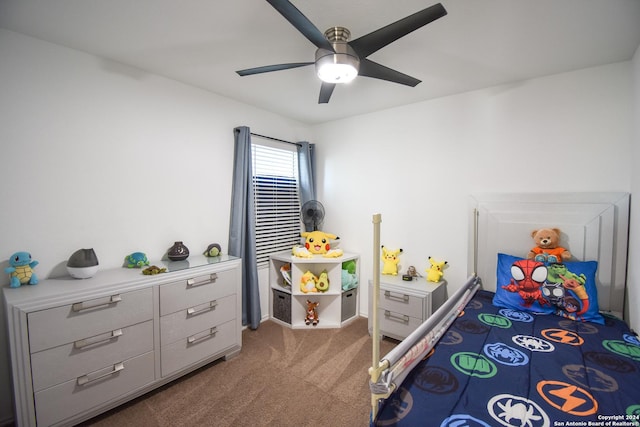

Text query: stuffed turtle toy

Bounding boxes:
[142,265,167,275]
[125,252,150,268]
[203,243,222,257]
[6,251,39,288]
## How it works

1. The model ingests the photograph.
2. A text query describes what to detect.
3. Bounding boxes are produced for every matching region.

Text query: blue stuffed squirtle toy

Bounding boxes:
[6,251,39,288]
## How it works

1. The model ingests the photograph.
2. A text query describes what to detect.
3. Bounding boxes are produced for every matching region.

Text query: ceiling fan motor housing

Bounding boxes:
[315,27,360,83]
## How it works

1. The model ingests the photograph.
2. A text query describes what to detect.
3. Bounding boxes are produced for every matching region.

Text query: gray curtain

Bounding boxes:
[228,126,261,330]
[297,141,316,206]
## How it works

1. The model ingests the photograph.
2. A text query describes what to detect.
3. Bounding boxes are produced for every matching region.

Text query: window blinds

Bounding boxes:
[252,142,301,266]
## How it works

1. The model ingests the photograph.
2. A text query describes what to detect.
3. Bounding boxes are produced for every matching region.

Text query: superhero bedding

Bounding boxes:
[372,288,640,426]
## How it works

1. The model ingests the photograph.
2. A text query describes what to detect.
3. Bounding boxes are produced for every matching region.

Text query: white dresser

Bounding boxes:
[3,255,242,427]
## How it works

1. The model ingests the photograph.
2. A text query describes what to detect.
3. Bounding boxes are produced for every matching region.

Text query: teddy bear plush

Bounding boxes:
[527,228,571,263]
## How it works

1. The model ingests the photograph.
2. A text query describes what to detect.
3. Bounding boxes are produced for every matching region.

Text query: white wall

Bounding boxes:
[312,62,634,323]
[627,44,640,333]
[0,29,312,424]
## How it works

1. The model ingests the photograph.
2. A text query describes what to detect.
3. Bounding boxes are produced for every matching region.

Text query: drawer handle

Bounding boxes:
[77,362,124,386]
[187,327,218,345]
[384,290,410,303]
[74,329,123,349]
[186,273,218,288]
[187,300,218,316]
[384,310,410,324]
[72,294,122,312]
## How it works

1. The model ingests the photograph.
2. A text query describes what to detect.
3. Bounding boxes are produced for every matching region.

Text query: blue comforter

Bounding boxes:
[374,290,640,427]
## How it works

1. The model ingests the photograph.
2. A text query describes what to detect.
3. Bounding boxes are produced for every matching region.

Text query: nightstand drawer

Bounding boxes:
[28,288,153,353]
[369,276,446,341]
[160,268,237,315]
[160,294,236,345]
[31,319,153,392]
[377,288,424,319]
[161,318,236,377]
[34,351,155,426]
[377,308,422,339]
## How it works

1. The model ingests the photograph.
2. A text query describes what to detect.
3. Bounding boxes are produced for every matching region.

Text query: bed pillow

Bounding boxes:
[493,253,604,324]
[493,253,554,315]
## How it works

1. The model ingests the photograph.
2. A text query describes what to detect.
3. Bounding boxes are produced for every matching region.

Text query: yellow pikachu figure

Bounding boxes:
[381,246,403,275]
[300,270,319,293]
[426,256,447,282]
[300,230,343,257]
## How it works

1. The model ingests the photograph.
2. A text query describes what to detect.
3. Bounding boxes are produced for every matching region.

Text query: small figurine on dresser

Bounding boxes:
[142,265,167,275]
[126,252,150,268]
[426,257,447,282]
[6,251,38,288]
[381,245,403,275]
[402,265,420,281]
[67,248,99,279]
[203,243,222,257]
[168,241,189,261]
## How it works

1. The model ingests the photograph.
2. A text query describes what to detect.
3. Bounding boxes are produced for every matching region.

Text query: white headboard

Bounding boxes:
[467,192,630,319]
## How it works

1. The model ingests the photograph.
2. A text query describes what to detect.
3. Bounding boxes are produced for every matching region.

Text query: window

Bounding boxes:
[252,141,301,266]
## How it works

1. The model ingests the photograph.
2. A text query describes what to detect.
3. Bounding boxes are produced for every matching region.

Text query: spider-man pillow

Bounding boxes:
[493,253,604,324]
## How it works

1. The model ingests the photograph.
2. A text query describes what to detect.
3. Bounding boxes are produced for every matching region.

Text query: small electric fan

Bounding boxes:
[300,200,325,231]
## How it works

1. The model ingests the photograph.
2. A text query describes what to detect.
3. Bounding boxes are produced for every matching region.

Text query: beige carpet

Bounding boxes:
[82,317,396,427]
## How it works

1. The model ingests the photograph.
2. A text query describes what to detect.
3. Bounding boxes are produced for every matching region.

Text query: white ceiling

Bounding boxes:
[1,0,639,125]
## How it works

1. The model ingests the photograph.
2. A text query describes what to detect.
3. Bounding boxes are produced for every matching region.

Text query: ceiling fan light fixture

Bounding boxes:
[316,54,359,83]
[315,27,360,84]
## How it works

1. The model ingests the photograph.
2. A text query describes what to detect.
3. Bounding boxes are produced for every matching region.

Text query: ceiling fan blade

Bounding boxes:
[349,3,447,58]
[267,0,334,51]
[318,82,336,104]
[358,59,421,87]
[236,62,313,76]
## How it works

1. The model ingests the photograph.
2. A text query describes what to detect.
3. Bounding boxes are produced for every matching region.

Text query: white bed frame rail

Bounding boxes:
[368,213,481,419]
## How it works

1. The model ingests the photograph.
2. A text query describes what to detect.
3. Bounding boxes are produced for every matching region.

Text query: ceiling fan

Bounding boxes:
[236,0,447,104]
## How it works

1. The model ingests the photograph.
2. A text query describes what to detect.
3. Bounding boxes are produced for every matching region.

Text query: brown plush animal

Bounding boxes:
[305,300,319,326]
[527,228,571,263]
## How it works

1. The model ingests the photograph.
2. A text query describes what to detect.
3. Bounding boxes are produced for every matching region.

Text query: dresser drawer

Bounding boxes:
[34,351,155,426]
[160,294,236,345]
[160,268,237,316]
[378,288,424,319]
[378,308,422,339]
[30,320,154,392]
[161,318,236,377]
[28,287,153,353]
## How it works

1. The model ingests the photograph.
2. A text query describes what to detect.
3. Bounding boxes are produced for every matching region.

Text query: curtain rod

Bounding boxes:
[250,132,301,147]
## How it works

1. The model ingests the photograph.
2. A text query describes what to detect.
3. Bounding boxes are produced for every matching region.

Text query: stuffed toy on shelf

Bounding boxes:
[297,230,343,258]
[341,260,358,290]
[300,270,319,293]
[304,300,319,326]
[316,270,330,292]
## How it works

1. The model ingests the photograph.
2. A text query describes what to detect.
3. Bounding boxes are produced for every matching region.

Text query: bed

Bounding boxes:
[369,192,640,426]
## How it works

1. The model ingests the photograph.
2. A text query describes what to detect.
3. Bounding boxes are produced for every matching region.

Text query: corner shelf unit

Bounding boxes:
[269,252,360,329]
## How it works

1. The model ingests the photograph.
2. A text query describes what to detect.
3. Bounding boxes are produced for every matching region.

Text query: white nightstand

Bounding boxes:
[368,275,446,340]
